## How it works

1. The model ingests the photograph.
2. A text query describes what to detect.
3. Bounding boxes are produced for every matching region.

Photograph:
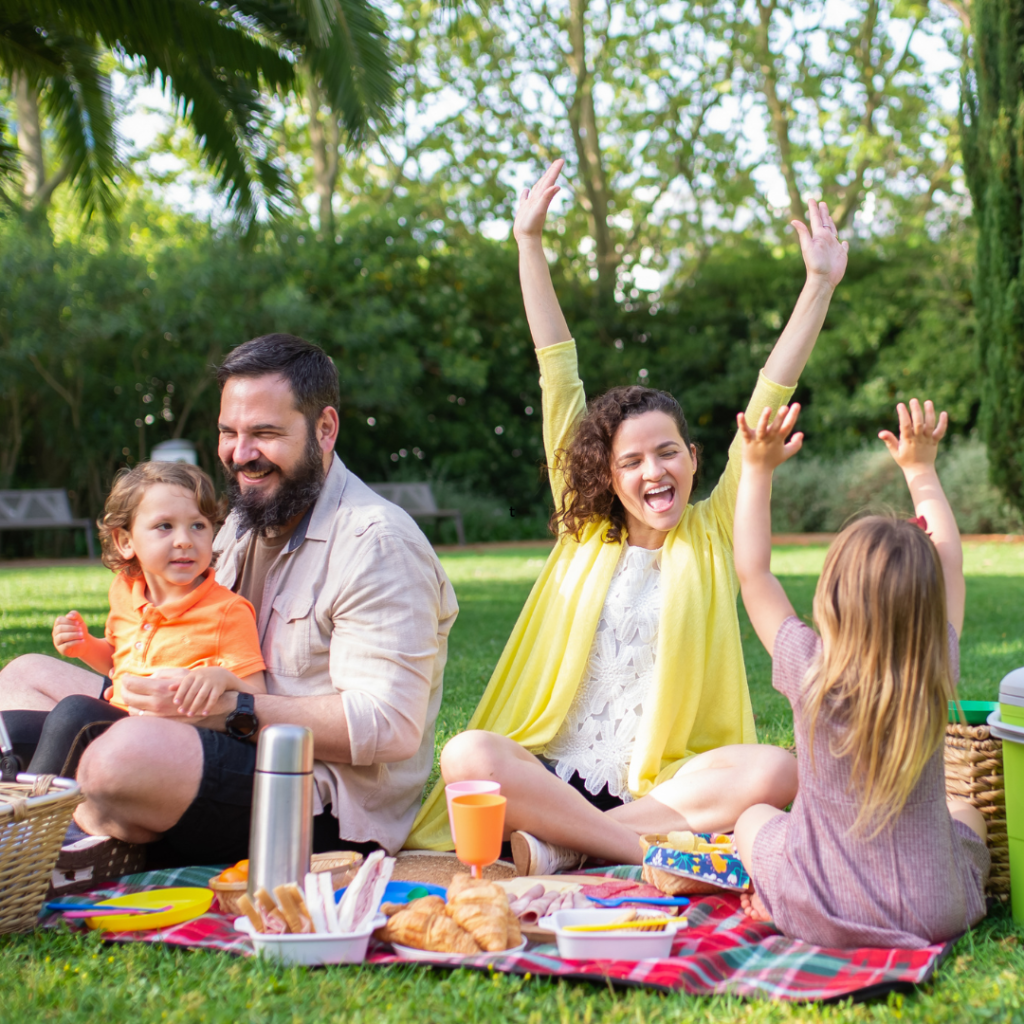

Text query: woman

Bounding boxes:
[406,159,849,874]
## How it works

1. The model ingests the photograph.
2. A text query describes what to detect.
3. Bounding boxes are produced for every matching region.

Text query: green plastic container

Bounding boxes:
[990,669,1024,923]
[949,700,998,725]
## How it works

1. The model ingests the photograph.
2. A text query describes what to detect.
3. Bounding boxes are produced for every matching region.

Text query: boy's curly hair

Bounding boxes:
[550,386,699,543]
[98,461,227,576]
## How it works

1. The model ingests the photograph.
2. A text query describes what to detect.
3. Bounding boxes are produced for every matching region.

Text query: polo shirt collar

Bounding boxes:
[130,569,217,620]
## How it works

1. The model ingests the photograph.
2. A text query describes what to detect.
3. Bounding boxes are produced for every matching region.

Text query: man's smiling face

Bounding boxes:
[218,373,331,534]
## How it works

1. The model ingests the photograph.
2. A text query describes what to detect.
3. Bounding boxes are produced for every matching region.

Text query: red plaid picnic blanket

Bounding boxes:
[41,866,951,1002]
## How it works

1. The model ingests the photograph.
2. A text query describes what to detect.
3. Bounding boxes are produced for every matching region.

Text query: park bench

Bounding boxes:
[0,489,96,559]
[367,482,466,546]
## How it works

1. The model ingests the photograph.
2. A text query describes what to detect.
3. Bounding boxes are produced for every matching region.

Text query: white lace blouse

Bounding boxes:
[542,543,661,801]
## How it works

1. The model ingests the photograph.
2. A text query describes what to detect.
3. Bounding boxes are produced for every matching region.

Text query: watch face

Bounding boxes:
[230,712,258,738]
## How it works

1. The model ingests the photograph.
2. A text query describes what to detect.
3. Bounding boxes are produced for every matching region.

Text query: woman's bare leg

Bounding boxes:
[0,654,103,712]
[441,730,645,863]
[605,744,798,835]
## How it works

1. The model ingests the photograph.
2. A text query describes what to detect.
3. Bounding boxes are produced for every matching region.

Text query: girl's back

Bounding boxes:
[754,616,989,949]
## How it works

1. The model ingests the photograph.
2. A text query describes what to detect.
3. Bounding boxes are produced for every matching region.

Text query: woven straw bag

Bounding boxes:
[0,774,83,933]
[944,722,1010,899]
[639,834,725,895]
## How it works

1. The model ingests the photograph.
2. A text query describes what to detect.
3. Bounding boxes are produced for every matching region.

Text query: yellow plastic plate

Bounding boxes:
[85,887,214,932]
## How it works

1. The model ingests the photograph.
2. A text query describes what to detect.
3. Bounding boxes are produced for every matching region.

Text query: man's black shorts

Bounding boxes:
[147,728,380,868]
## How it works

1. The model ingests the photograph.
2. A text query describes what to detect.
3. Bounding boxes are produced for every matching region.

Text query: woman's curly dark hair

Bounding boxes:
[550,386,699,543]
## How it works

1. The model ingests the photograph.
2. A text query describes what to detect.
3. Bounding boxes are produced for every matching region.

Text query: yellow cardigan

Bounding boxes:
[405,340,795,850]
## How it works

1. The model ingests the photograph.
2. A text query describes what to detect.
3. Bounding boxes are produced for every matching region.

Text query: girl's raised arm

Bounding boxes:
[514,160,573,350]
[762,201,849,387]
[879,399,965,635]
[734,405,802,655]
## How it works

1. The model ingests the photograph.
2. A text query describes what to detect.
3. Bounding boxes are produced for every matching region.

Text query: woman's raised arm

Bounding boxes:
[762,201,849,387]
[514,160,573,350]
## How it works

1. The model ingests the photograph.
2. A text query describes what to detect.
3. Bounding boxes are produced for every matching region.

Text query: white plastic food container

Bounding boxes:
[233,914,386,965]
[539,909,682,961]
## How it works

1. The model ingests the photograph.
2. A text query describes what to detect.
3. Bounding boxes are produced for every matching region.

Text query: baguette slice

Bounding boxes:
[237,893,265,934]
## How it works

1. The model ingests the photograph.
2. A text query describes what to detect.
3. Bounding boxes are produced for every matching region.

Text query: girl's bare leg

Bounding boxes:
[948,797,987,842]
[441,731,645,863]
[441,734,798,864]
[733,801,787,923]
[605,744,798,835]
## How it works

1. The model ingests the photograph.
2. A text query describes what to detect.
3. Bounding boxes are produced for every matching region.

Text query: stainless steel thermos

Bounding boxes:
[247,724,314,898]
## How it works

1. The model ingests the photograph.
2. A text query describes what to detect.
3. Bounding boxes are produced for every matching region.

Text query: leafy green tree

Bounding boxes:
[0,0,395,224]
[960,0,1024,512]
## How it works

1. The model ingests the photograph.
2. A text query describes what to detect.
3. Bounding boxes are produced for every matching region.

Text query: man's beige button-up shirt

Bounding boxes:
[214,454,458,853]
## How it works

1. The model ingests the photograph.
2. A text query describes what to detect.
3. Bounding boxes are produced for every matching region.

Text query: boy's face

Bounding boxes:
[113,483,214,592]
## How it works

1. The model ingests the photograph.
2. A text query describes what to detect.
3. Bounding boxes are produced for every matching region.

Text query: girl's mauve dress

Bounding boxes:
[750,616,990,949]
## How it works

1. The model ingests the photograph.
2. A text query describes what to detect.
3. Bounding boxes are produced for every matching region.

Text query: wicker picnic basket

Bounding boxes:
[0,774,83,933]
[639,834,723,895]
[944,723,1010,899]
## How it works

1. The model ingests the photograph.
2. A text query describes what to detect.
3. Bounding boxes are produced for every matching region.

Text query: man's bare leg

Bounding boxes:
[0,653,103,712]
[75,717,203,843]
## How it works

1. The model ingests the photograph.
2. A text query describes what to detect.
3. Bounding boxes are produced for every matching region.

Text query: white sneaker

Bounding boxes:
[510,830,585,876]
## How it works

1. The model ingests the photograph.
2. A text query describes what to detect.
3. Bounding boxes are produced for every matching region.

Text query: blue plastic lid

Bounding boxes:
[334,879,447,905]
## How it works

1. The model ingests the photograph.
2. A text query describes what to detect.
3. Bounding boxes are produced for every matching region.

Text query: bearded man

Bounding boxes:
[0,334,457,882]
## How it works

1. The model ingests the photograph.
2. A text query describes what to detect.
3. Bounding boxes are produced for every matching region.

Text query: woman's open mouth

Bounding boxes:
[643,484,675,513]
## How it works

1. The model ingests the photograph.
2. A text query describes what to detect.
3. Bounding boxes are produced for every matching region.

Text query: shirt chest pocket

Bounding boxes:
[265,591,316,677]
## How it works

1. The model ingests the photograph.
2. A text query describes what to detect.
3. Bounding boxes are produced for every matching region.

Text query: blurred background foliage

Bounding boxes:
[0,0,1004,552]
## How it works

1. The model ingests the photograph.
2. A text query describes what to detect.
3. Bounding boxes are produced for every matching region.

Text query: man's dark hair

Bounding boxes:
[217,333,340,429]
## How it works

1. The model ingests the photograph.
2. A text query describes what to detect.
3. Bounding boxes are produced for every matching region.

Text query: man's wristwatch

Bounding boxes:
[225,692,259,740]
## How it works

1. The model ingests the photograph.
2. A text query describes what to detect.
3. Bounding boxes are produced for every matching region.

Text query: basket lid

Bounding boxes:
[999,667,1024,707]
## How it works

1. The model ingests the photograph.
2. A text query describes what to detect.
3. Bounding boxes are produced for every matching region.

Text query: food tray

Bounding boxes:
[234,913,386,965]
[391,938,527,962]
[539,909,682,961]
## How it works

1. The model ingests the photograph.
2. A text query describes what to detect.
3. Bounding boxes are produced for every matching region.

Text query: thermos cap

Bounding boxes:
[255,723,314,774]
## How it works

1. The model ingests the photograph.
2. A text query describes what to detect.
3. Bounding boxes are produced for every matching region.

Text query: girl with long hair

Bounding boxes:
[406,159,849,873]
[731,399,989,946]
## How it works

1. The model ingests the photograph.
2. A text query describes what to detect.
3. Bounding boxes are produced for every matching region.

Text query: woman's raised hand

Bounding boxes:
[878,398,948,471]
[513,159,564,245]
[738,403,804,471]
[791,201,848,289]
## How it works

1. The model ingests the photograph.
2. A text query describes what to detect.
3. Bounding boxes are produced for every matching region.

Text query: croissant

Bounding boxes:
[446,880,511,952]
[378,896,482,955]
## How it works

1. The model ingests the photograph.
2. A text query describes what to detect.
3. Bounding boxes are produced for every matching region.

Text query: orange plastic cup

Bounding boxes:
[451,793,507,878]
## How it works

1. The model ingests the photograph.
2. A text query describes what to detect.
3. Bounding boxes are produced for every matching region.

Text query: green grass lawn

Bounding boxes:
[1,544,1023,1022]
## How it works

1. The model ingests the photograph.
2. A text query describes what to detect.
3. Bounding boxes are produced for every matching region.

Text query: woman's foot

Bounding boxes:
[740,890,772,923]
[510,831,585,876]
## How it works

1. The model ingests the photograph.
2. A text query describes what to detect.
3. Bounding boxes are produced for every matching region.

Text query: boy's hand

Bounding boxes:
[513,159,564,245]
[738,403,804,471]
[169,666,236,718]
[879,398,948,472]
[791,200,848,289]
[52,610,90,658]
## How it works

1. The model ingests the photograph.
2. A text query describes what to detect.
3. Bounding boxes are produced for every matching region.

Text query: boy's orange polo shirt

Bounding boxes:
[105,569,265,708]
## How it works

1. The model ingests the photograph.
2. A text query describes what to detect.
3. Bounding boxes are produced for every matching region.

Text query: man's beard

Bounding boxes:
[225,430,326,536]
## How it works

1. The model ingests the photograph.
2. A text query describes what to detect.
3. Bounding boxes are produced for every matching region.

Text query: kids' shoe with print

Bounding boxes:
[47,822,146,896]
[510,830,586,876]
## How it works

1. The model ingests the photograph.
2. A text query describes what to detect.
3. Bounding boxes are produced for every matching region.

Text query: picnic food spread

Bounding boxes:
[376,873,522,954]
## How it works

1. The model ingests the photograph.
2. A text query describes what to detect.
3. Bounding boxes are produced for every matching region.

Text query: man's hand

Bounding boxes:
[879,398,948,473]
[513,159,564,246]
[738,403,804,472]
[52,610,90,658]
[791,200,848,290]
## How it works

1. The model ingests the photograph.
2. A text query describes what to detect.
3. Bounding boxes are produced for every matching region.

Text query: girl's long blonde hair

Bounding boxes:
[805,515,955,836]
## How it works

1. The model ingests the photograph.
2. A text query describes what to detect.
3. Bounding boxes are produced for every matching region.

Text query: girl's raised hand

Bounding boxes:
[791,200,848,289]
[52,610,89,658]
[513,159,564,245]
[879,398,948,471]
[738,403,804,470]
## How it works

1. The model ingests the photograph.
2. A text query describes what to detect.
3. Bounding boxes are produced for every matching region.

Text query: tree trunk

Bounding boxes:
[962,0,1024,510]
[565,0,617,303]
[0,388,25,488]
[12,72,46,200]
[307,71,339,235]
[754,0,804,223]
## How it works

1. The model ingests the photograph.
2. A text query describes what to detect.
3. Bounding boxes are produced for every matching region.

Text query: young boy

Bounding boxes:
[32,460,266,778]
